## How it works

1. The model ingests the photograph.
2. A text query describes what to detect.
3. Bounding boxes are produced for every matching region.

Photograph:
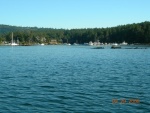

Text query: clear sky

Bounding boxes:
[0,0,150,29]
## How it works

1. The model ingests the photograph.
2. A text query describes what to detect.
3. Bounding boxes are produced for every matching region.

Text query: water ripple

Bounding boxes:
[0,46,150,112]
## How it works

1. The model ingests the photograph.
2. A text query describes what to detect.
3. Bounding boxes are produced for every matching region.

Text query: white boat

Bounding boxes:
[41,43,45,46]
[121,41,128,45]
[65,39,71,45]
[11,32,19,46]
[67,43,71,45]
[73,43,78,45]
[89,41,93,46]
[83,43,89,45]
[112,43,118,46]
[11,42,19,46]
[111,43,121,49]
[64,43,71,45]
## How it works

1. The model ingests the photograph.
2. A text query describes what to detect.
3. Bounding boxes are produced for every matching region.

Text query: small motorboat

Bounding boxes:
[111,43,121,49]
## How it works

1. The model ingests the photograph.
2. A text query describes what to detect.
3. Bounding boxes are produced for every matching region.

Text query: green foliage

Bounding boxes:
[0,21,150,44]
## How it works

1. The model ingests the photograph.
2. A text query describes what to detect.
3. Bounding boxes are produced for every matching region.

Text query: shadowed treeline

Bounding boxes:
[0,21,150,44]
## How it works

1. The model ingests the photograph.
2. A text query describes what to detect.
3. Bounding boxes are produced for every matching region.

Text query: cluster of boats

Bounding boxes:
[88,41,127,46]
[62,41,131,49]
[87,41,128,49]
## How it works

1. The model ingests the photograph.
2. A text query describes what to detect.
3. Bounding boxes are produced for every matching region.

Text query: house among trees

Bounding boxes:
[49,39,57,45]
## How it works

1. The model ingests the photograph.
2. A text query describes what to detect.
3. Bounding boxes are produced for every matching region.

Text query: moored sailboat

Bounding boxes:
[11,32,19,46]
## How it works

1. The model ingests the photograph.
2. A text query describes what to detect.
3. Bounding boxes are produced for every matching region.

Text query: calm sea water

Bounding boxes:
[0,45,150,113]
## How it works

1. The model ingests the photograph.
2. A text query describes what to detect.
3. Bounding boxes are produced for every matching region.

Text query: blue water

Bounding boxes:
[0,45,150,113]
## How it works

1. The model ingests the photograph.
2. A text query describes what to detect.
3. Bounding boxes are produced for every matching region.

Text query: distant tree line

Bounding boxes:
[0,21,150,44]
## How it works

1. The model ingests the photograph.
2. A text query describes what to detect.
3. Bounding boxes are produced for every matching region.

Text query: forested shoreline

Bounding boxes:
[0,21,150,45]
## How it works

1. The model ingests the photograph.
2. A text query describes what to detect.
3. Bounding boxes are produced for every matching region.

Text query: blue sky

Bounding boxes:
[0,0,150,29]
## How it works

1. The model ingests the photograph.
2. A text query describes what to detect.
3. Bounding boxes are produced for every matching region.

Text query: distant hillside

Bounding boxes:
[0,24,39,34]
[0,21,150,44]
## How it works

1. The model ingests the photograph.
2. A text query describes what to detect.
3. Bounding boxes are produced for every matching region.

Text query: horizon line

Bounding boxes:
[0,21,149,30]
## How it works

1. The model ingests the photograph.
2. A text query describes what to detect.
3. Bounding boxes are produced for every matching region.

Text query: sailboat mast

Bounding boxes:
[12,32,13,43]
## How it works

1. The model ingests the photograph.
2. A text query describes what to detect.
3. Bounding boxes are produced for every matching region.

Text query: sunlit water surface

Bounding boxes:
[0,45,150,113]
